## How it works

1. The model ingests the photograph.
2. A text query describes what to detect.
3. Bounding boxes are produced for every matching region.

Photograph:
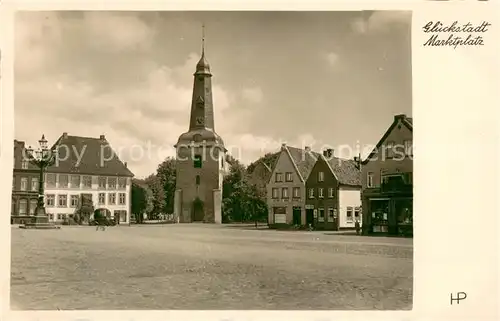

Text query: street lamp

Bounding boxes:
[25,134,57,224]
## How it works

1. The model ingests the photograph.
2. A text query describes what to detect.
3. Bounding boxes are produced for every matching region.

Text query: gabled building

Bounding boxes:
[247,161,272,199]
[41,133,134,224]
[267,144,319,227]
[305,148,361,230]
[361,114,413,236]
[11,140,41,224]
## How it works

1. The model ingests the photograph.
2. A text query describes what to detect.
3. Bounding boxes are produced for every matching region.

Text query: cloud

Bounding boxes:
[351,11,411,34]
[241,87,264,103]
[324,52,339,67]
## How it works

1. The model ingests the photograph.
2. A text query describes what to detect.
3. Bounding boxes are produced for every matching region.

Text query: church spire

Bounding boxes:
[195,23,211,75]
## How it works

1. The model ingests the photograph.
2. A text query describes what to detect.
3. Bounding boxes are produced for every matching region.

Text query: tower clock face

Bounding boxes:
[196,117,204,125]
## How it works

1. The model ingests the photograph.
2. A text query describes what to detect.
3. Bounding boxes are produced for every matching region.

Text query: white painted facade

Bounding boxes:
[338,187,362,228]
[44,173,131,224]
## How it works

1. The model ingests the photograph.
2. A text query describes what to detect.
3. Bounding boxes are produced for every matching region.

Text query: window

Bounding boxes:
[20,177,28,191]
[71,175,81,188]
[59,174,69,188]
[318,208,325,222]
[108,177,117,189]
[46,173,56,187]
[46,194,55,207]
[404,140,413,156]
[19,199,27,215]
[308,188,314,198]
[193,155,202,168]
[196,175,200,185]
[31,177,39,191]
[275,172,283,182]
[57,214,66,220]
[318,171,324,182]
[98,176,107,188]
[98,193,106,205]
[108,193,116,205]
[293,187,300,198]
[272,188,279,199]
[70,195,79,207]
[48,214,54,221]
[83,175,92,188]
[328,187,334,198]
[285,172,293,182]
[281,187,289,199]
[29,199,37,215]
[119,193,126,205]
[118,177,127,189]
[12,177,15,190]
[346,206,354,222]
[367,172,374,188]
[328,208,335,221]
[385,141,395,158]
[58,195,67,207]
[318,188,324,198]
[354,207,361,220]
[21,160,29,169]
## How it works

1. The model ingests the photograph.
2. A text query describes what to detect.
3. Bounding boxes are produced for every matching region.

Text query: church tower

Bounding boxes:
[173,26,226,223]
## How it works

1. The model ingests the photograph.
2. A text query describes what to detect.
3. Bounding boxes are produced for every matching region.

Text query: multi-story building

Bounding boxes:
[12,133,134,224]
[361,114,413,236]
[11,140,41,224]
[305,148,361,230]
[267,143,319,227]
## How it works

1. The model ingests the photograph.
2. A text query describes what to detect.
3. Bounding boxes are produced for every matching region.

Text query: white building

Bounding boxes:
[44,133,134,224]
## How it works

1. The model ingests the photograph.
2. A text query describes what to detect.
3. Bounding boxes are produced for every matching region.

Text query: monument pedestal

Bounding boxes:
[19,206,60,229]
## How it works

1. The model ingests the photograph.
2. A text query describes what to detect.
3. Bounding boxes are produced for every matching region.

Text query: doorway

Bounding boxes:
[292,207,302,225]
[306,208,314,227]
[192,198,204,222]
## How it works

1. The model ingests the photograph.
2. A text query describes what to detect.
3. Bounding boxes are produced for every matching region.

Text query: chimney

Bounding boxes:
[63,132,68,138]
[100,134,105,140]
[124,162,127,168]
[323,148,333,158]
[281,143,287,151]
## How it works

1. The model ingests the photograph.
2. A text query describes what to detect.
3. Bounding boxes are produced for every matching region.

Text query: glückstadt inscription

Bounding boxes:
[422,21,491,49]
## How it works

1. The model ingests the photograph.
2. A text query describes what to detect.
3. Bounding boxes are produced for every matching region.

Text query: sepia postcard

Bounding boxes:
[0,1,498,321]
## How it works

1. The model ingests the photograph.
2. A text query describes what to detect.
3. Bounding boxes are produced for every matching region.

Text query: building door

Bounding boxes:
[306,208,314,227]
[292,207,301,225]
[192,199,204,222]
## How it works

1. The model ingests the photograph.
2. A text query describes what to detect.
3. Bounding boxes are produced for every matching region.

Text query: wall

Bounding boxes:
[338,186,361,229]
[267,149,306,225]
[361,117,413,189]
[44,173,131,224]
[175,144,224,223]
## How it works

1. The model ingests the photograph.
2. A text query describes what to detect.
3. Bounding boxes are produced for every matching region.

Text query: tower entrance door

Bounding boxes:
[192,198,204,222]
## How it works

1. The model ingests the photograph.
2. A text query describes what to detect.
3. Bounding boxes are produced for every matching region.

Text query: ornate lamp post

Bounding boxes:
[26,134,57,224]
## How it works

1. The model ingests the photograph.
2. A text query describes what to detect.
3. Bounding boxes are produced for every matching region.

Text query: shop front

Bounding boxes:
[364,197,413,236]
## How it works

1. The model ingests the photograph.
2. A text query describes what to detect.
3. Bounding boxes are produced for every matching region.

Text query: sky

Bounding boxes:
[14,11,412,179]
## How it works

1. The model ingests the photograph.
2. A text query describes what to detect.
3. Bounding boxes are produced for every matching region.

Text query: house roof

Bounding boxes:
[362,114,413,165]
[323,156,361,186]
[46,133,134,177]
[285,146,321,182]
[13,140,40,171]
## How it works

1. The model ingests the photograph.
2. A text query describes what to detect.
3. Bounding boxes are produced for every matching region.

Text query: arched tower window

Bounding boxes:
[196,175,200,185]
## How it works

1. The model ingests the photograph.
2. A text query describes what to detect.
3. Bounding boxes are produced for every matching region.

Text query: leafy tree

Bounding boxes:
[131,179,153,223]
[144,174,165,220]
[156,157,177,215]
[247,152,279,174]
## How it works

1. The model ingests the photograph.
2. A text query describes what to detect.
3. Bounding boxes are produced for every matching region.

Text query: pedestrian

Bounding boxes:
[355,219,360,235]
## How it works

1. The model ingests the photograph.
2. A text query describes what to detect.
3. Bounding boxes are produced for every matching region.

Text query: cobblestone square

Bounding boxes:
[11,225,413,310]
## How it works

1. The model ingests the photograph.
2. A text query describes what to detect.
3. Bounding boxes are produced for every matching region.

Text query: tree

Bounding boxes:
[247,152,279,174]
[131,179,153,223]
[222,155,268,224]
[144,174,165,220]
[156,157,177,215]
